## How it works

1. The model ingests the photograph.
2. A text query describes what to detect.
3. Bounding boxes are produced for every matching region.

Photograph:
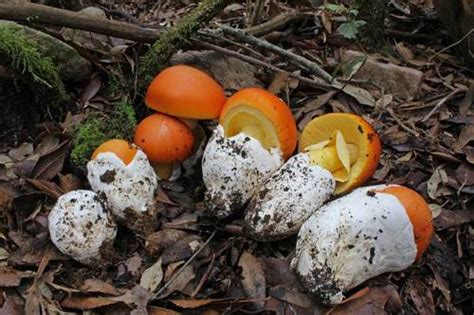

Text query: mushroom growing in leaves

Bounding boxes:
[202,88,297,219]
[87,139,159,234]
[134,113,195,179]
[291,184,433,305]
[142,65,226,178]
[244,113,381,240]
[48,190,117,265]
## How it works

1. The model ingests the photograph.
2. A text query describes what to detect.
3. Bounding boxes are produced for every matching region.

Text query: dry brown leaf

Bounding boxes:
[80,279,122,296]
[34,135,60,156]
[434,210,474,229]
[267,72,291,95]
[79,75,103,107]
[162,263,195,296]
[161,235,207,265]
[31,141,69,180]
[453,125,474,153]
[145,229,189,256]
[61,296,118,310]
[58,173,82,193]
[395,42,414,61]
[147,306,181,315]
[427,166,448,199]
[0,266,35,287]
[0,295,23,315]
[327,285,402,314]
[26,179,63,199]
[140,257,163,292]
[455,163,474,185]
[238,251,266,309]
[169,298,257,309]
[406,277,435,315]
[8,143,33,162]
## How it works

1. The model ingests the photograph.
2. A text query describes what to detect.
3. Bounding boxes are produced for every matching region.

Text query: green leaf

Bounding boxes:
[324,3,347,14]
[337,20,367,39]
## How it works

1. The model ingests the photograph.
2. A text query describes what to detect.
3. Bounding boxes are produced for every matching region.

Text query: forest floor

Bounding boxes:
[0,0,472,314]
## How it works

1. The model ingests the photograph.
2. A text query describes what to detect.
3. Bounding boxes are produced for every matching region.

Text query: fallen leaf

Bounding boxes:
[147,306,181,315]
[79,75,103,107]
[454,163,474,185]
[427,166,448,199]
[267,72,291,94]
[434,210,474,229]
[453,125,474,153]
[0,295,23,315]
[140,257,163,292]
[259,257,297,286]
[328,285,402,314]
[34,135,60,156]
[61,296,118,310]
[340,84,375,107]
[169,298,257,308]
[80,279,122,296]
[375,94,393,109]
[406,276,435,315]
[162,263,195,296]
[395,42,414,61]
[429,204,442,219]
[161,235,208,265]
[26,179,63,199]
[145,229,189,256]
[459,81,473,115]
[31,141,70,180]
[0,266,35,287]
[124,254,143,277]
[238,251,266,309]
[58,173,82,193]
[8,143,33,161]
[155,187,178,206]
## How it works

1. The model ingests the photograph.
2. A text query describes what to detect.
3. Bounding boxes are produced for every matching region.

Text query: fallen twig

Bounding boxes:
[218,24,334,83]
[245,12,313,37]
[385,107,420,137]
[195,40,331,90]
[0,2,160,42]
[422,88,466,122]
[153,231,216,299]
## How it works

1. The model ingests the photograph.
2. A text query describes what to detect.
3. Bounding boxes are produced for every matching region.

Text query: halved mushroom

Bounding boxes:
[244,113,381,239]
[291,184,433,305]
[202,88,297,218]
[87,142,159,235]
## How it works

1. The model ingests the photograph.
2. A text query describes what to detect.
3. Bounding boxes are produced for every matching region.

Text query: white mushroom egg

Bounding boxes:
[291,185,418,304]
[87,149,159,234]
[244,153,335,240]
[48,190,117,265]
[202,125,283,219]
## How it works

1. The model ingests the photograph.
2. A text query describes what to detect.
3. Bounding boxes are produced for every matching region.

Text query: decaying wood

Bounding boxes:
[0,2,160,42]
[246,12,313,37]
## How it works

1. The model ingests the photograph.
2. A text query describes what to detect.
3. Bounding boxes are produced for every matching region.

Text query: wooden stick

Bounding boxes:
[246,12,313,37]
[218,24,334,83]
[0,2,160,42]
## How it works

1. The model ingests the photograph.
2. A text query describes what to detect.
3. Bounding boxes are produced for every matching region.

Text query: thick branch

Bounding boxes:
[0,2,160,42]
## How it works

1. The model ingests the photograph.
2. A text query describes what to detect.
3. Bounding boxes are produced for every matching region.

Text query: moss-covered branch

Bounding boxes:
[138,0,231,91]
[71,100,137,170]
[0,22,68,109]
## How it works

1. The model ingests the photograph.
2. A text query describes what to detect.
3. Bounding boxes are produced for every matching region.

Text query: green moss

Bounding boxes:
[71,101,137,170]
[138,0,231,91]
[355,0,389,50]
[0,23,68,111]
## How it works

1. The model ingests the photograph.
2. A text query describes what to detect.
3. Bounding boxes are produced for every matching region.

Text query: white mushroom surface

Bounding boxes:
[87,149,159,233]
[291,185,417,305]
[48,190,117,265]
[202,126,283,219]
[244,153,335,240]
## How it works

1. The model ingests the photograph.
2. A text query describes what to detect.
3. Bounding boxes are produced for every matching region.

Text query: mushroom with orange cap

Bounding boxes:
[202,87,298,219]
[133,113,195,179]
[291,184,433,305]
[145,64,226,120]
[244,113,381,240]
[87,139,159,234]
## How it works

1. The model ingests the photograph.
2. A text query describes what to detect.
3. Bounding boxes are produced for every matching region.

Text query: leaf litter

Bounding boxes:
[0,0,472,314]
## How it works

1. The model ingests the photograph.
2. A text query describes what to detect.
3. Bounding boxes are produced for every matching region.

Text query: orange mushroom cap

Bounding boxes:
[145,65,226,119]
[92,139,137,165]
[379,186,433,260]
[299,113,381,194]
[219,88,297,160]
[134,113,194,163]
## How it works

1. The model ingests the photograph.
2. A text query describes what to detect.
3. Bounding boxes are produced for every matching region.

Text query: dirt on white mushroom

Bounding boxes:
[291,185,417,305]
[87,149,159,234]
[244,153,335,240]
[202,126,283,219]
[48,190,117,265]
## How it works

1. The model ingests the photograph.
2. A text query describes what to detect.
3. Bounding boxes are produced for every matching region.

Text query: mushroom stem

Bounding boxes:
[307,143,358,175]
[154,162,174,180]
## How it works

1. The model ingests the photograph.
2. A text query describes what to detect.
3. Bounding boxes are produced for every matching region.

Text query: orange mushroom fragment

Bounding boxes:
[145,65,226,120]
[220,88,297,160]
[378,186,433,260]
[299,113,381,194]
[92,139,137,165]
[134,113,194,179]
